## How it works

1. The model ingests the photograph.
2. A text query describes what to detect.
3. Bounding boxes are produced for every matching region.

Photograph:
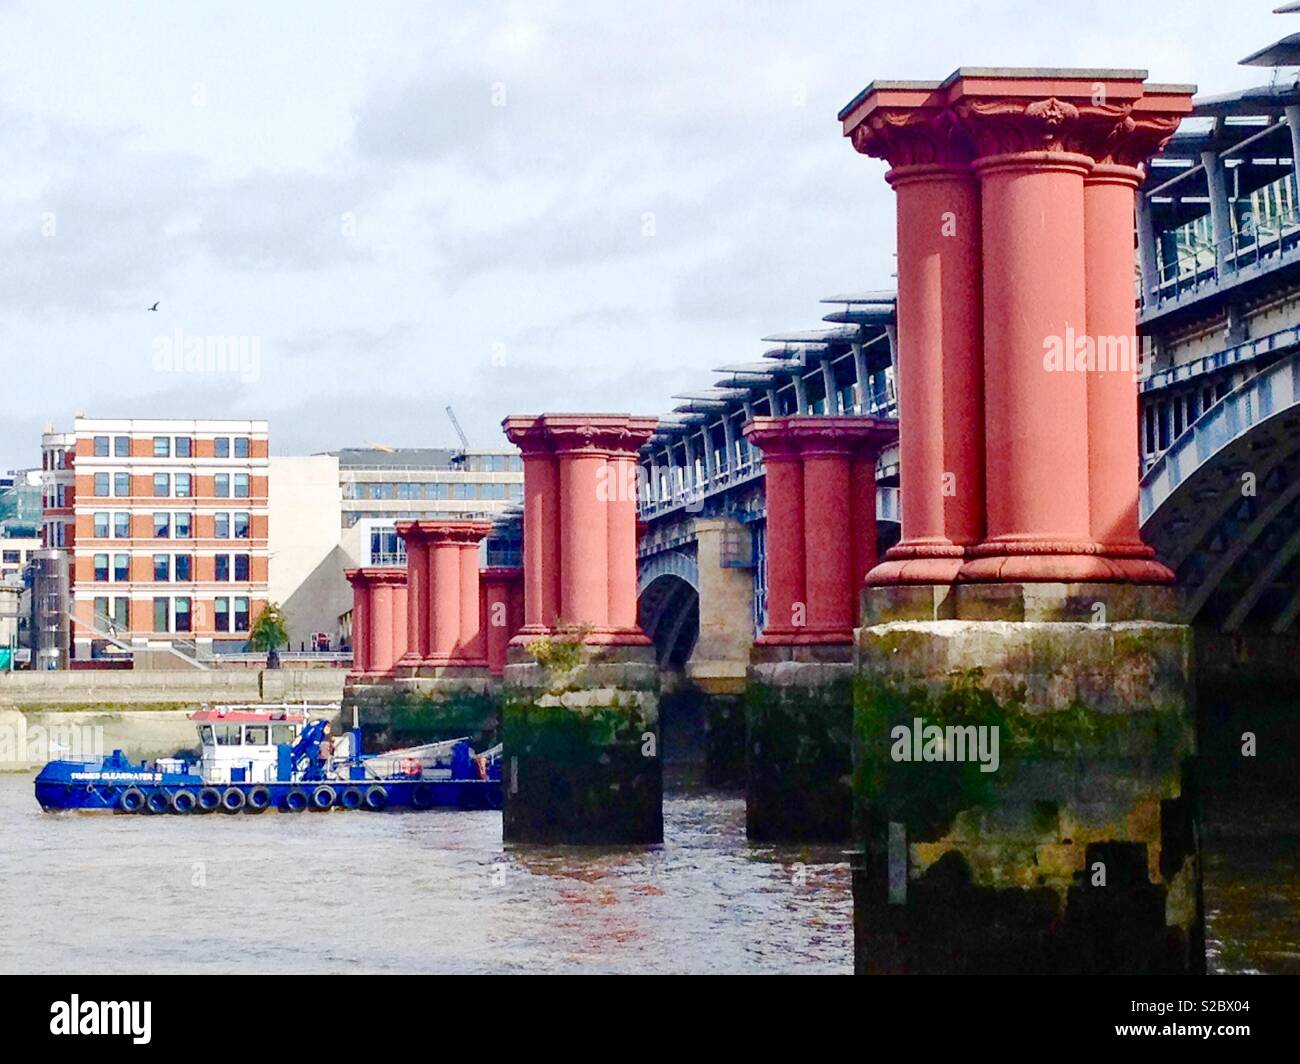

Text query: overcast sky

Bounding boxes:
[0,0,1288,469]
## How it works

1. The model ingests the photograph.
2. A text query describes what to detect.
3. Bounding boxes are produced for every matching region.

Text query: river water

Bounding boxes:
[1,770,1295,974]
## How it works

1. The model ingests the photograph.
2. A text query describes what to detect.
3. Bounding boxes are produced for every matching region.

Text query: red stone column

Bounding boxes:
[396,522,430,666]
[481,566,524,674]
[744,423,804,642]
[345,568,406,676]
[559,446,609,628]
[842,87,984,585]
[346,570,370,675]
[503,418,561,636]
[1082,160,1176,582]
[503,414,657,645]
[458,540,486,665]
[606,453,641,632]
[747,416,898,643]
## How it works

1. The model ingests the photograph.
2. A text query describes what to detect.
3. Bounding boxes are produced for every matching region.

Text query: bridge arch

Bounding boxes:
[637,550,700,668]
[1142,351,1300,631]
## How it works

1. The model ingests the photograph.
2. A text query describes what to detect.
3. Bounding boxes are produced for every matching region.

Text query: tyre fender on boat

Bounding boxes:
[172,789,197,814]
[198,787,222,812]
[146,790,171,815]
[311,784,337,810]
[364,785,388,811]
[118,787,145,813]
[340,787,363,810]
[246,785,272,812]
[221,786,246,813]
[412,783,435,809]
[283,788,308,812]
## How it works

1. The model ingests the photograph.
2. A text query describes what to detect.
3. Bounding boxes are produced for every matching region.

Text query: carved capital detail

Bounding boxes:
[850,107,973,168]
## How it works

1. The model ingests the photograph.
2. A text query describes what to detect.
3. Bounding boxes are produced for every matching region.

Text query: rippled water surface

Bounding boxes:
[5,769,1297,974]
[0,774,851,974]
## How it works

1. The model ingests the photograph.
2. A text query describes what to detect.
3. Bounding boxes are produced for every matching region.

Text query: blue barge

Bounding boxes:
[34,704,502,814]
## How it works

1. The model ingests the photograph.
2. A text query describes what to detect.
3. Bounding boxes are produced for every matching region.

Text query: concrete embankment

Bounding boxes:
[0,669,346,769]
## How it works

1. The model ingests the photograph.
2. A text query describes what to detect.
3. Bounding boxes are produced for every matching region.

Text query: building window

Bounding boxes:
[174,512,192,538]
[93,436,109,457]
[153,473,170,498]
[94,596,110,625]
[94,473,109,497]
[2,550,18,564]
[175,554,193,581]
[234,473,249,498]
[174,597,191,633]
[234,437,250,458]
[214,597,230,633]
[93,554,109,581]
[114,512,131,538]
[215,437,230,458]
[215,554,230,582]
[112,597,129,629]
[234,512,250,538]
[215,513,230,538]
[113,554,129,582]
[114,472,131,497]
[153,436,170,458]
[234,596,250,632]
[153,554,170,582]
[175,473,191,498]
[153,512,170,538]
[175,437,192,458]
[215,474,230,498]
[114,436,130,457]
[153,597,169,632]
[94,512,109,537]
[234,554,250,582]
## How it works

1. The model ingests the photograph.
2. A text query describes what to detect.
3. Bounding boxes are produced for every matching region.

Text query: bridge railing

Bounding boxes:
[1141,206,1300,314]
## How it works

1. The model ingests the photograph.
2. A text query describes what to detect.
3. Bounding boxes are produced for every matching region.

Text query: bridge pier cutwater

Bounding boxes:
[842,69,1204,973]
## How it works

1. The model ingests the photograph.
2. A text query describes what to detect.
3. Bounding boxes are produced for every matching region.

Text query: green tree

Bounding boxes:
[248,603,289,652]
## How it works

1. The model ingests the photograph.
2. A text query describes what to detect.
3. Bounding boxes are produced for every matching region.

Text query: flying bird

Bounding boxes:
[148,301,160,311]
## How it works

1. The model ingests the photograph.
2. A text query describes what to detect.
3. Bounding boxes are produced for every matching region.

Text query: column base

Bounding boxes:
[509,625,652,648]
[393,658,492,678]
[957,540,1174,584]
[502,644,662,844]
[852,584,1202,974]
[755,626,854,646]
[867,542,968,586]
[746,642,855,842]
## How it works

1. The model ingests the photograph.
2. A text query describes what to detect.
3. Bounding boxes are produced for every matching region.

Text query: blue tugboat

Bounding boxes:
[34,704,502,813]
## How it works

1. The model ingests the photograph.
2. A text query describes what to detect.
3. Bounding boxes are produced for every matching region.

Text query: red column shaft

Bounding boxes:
[1085,163,1146,550]
[522,452,560,630]
[483,577,510,674]
[961,152,1095,581]
[558,449,609,627]
[405,532,429,659]
[351,578,370,674]
[872,164,983,585]
[371,583,394,673]
[458,542,483,662]
[390,583,408,665]
[849,452,880,590]
[605,454,640,632]
[429,540,461,661]
[802,450,853,640]
[759,452,805,640]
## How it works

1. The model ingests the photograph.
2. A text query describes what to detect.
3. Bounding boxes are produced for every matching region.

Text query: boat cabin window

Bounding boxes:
[214,723,242,746]
[198,725,214,745]
[271,724,297,745]
[244,725,269,746]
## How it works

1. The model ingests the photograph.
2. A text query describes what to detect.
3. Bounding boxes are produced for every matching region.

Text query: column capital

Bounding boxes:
[502,413,658,456]
[395,519,493,546]
[345,567,407,588]
[743,415,898,460]
[841,70,1194,172]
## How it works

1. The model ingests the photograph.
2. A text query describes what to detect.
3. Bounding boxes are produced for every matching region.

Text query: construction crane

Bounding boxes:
[445,406,470,458]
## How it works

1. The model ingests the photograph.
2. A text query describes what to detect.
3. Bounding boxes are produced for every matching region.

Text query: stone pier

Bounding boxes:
[841,69,1203,972]
[742,415,895,841]
[501,413,663,844]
